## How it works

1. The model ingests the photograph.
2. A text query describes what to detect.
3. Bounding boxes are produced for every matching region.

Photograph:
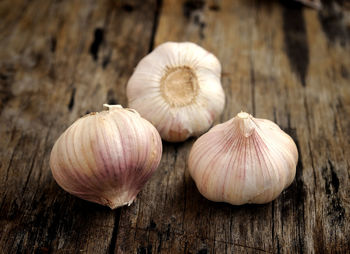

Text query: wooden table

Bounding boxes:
[1,0,349,253]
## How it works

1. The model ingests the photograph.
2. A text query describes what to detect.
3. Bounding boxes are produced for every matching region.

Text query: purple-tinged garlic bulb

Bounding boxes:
[188,112,298,205]
[49,104,162,209]
[126,42,225,142]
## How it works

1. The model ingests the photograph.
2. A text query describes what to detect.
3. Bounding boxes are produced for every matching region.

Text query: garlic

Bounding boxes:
[188,112,298,205]
[126,42,225,142]
[49,104,162,209]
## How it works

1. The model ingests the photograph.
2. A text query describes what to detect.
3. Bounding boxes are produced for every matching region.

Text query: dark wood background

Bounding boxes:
[1,0,350,253]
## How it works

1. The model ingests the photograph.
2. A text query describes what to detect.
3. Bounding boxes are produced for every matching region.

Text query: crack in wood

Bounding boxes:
[89,28,104,61]
[67,87,75,111]
[322,160,345,225]
[182,0,206,39]
[148,0,163,52]
[108,208,122,254]
[121,3,134,12]
[271,200,275,252]
[282,2,309,87]
[183,0,205,19]
[319,0,349,46]
[50,37,56,53]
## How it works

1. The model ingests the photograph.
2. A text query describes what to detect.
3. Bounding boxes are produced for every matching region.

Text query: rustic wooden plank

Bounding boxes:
[1,0,350,253]
[0,0,157,253]
[114,0,350,253]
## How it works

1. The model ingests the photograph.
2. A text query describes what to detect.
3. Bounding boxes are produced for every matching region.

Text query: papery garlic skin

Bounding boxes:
[127,42,225,142]
[49,105,162,209]
[188,112,298,205]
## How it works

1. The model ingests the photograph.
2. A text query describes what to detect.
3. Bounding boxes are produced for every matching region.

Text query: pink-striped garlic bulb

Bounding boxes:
[126,42,225,142]
[49,104,162,209]
[188,112,298,205]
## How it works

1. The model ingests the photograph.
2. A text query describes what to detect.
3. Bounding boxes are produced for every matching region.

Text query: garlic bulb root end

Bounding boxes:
[160,66,199,107]
[103,104,123,110]
[126,42,225,142]
[105,194,136,210]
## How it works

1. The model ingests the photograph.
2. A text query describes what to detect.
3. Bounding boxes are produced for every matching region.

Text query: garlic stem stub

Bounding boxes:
[49,104,162,209]
[188,112,298,205]
[127,42,225,142]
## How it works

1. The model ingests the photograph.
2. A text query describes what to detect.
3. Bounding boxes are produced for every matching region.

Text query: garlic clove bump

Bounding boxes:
[188,112,298,205]
[127,42,225,142]
[49,104,162,209]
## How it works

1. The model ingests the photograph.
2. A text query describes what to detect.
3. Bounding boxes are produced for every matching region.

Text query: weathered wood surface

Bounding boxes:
[0,0,349,253]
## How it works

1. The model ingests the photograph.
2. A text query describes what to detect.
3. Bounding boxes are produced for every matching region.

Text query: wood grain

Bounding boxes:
[0,0,158,252]
[0,0,349,253]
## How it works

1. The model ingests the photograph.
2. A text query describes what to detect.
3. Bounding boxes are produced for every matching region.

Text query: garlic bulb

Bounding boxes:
[188,112,298,205]
[49,104,162,209]
[126,42,225,142]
